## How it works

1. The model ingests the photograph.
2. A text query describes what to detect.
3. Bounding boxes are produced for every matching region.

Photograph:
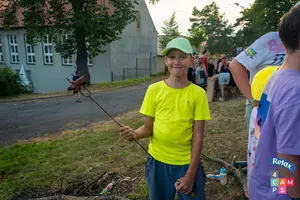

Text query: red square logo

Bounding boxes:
[287,178,294,186]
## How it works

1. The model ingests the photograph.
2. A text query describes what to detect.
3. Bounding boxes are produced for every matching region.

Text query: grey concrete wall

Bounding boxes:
[0,29,111,93]
[156,55,165,73]
[109,0,157,79]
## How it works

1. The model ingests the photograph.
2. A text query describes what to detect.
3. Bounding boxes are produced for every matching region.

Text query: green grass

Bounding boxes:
[89,72,165,91]
[0,99,248,200]
[0,71,166,103]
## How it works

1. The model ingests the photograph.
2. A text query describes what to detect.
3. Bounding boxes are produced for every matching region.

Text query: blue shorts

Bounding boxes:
[218,73,230,85]
[146,156,206,200]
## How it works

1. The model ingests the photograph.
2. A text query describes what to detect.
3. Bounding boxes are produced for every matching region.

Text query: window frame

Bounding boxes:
[24,35,36,65]
[8,35,19,64]
[61,34,72,66]
[42,35,54,65]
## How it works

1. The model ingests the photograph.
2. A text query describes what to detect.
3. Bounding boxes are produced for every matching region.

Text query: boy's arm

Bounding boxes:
[186,120,204,178]
[134,116,154,139]
[175,120,205,194]
[229,59,253,100]
[121,84,155,141]
[120,116,153,141]
[277,153,300,198]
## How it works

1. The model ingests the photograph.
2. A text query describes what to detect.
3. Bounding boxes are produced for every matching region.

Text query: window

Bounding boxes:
[8,35,19,63]
[61,34,72,65]
[0,39,3,63]
[43,35,53,65]
[24,36,35,64]
[136,12,141,32]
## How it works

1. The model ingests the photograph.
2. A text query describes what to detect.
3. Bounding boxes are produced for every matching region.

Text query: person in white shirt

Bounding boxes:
[229,31,286,127]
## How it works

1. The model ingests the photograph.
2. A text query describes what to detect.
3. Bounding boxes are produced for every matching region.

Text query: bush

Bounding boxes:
[0,65,28,97]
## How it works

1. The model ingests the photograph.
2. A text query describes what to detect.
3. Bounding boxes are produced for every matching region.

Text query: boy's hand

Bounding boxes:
[174,174,194,195]
[120,125,137,141]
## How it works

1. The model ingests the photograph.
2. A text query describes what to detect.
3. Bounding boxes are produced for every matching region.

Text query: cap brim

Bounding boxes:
[162,47,191,56]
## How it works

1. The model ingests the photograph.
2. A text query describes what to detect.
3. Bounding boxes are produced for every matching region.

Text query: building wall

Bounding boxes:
[156,55,165,73]
[0,29,111,93]
[0,0,157,93]
[109,0,157,79]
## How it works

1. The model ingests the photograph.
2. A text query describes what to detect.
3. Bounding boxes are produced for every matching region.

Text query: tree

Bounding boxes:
[234,0,299,47]
[159,12,180,50]
[186,27,206,51]
[189,2,234,55]
[0,0,137,84]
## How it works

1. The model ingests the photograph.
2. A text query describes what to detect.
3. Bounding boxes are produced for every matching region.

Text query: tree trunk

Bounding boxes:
[76,42,90,85]
[71,0,91,85]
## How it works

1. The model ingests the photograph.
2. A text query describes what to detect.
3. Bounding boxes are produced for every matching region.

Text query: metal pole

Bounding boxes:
[136,57,138,78]
[149,52,152,76]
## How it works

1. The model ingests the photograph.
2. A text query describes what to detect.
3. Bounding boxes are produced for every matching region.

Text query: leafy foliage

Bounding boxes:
[159,12,180,50]
[186,27,206,48]
[189,2,235,55]
[0,65,28,97]
[0,0,138,83]
[234,0,299,46]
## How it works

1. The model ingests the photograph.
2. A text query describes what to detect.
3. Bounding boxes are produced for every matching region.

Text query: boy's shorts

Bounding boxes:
[218,72,230,85]
[146,155,206,200]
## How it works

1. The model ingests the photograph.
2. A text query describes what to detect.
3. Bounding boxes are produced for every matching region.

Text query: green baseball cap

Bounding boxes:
[162,37,193,56]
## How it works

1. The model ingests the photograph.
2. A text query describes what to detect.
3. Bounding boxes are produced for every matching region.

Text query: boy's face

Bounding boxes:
[164,49,191,78]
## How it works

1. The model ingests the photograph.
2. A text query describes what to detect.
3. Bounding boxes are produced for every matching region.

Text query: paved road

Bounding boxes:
[0,80,157,146]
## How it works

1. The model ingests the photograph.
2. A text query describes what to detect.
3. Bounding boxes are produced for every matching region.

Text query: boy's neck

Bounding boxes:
[165,76,190,89]
[282,51,300,71]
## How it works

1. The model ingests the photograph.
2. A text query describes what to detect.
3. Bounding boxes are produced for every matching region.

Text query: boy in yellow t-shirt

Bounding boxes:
[120,37,211,200]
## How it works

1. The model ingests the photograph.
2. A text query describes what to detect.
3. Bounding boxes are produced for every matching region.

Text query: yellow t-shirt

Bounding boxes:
[140,80,211,165]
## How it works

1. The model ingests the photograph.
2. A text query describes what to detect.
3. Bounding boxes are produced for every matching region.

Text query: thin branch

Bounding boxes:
[76,172,107,196]
[201,153,248,198]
